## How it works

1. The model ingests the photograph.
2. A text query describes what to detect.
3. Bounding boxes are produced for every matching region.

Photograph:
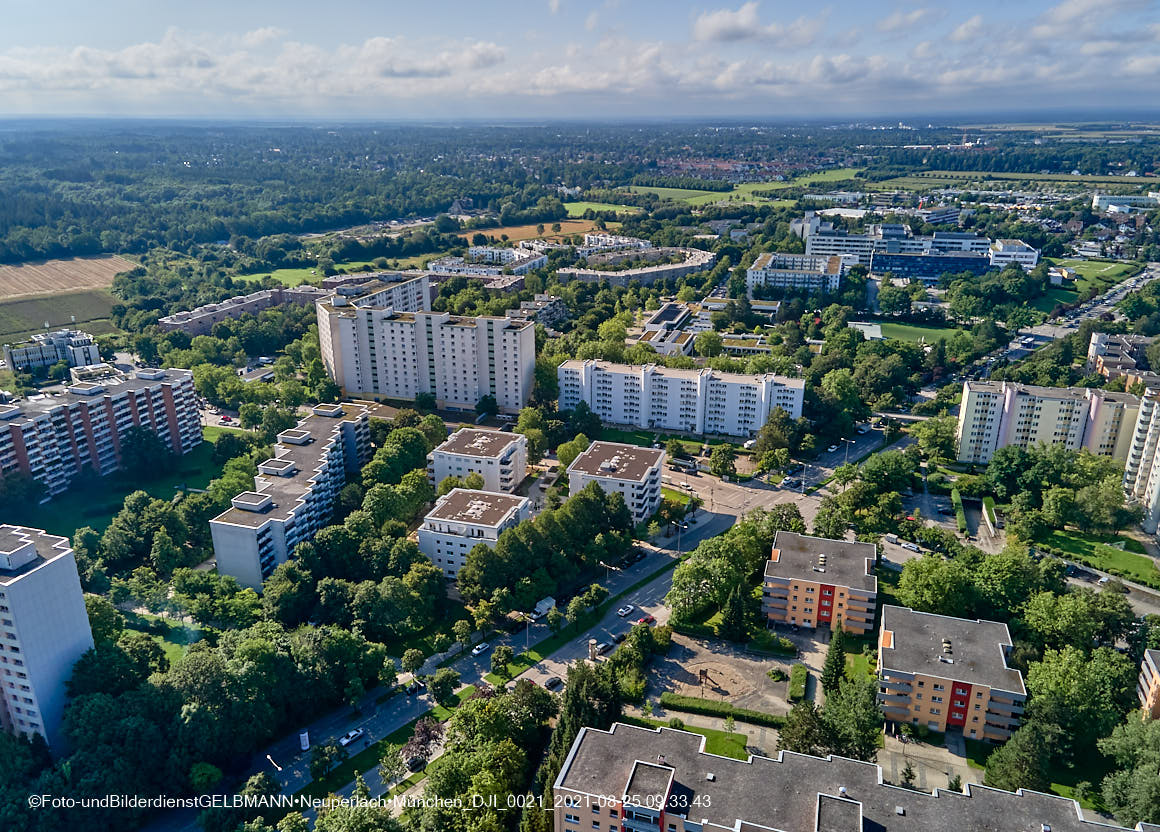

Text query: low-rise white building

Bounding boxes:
[3,329,102,373]
[746,252,856,294]
[558,359,804,437]
[417,488,530,579]
[210,404,371,590]
[956,380,1138,464]
[988,239,1040,270]
[0,525,94,750]
[567,441,664,524]
[427,247,547,276]
[427,428,527,493]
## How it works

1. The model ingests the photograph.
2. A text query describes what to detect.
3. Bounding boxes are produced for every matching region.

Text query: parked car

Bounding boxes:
[613,632,627,644]
[636,614,656,626]
[826,444,840,453]
[901,542,921,553]
[471,642,489,657]
[617,604,635,617]
[220,415,233,423]
[406,756,426,772]
[544,676,563,691]
[338,728,365,747]
[596,642,612,655]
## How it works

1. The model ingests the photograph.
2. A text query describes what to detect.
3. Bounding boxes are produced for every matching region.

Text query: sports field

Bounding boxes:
[564,201,642,216]
[880,322,963,342]
[1049,258,1139,293]
[0,255,136,300]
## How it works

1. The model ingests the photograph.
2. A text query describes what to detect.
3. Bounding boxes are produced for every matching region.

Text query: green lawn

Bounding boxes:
[880,322,963,343]
[564,201,642,216]
[597,426,659,447]
[0,289,121,340]
[621,715,749,759]
[1048,258,1140,293]
[1037,529,1160,586]
[16,426,226,538]
[662,486,691,506]
[123,611,203,667]
[628,185,724,202]
[1030,286,1080,312]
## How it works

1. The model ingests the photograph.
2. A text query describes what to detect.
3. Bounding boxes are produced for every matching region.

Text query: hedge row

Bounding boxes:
[951,488,968,534]
[788,663,809,701]
[658,693,786,728]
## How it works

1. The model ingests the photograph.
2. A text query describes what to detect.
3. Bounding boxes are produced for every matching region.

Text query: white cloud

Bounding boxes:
[692,3,824,44]
[240,27,287,48]
[949,15,984,43]
[586,11,599,31]
[911,40,936,60]
[548,0,561,13]
[877,7,931,33]
[1030,0,1150,39]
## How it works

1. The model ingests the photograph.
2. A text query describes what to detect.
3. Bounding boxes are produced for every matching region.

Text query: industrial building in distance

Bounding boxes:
[0,368,201,497]
[558,359,804,438]
[0,525,94,750]
[417,488,530,579]
[210,403,371,590]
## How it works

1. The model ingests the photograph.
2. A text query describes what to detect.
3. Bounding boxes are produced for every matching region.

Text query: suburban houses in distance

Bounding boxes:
[566,440,664,525]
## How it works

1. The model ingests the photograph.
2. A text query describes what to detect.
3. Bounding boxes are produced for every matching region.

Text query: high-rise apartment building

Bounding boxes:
[427,428,527,493]
[558,360,804,438]
[567,441,664,525]
[762,532,878,635]
[0,525,94,750]
[3,329,102,373]
[955,380,1138,464]
[1122,388,1160,533]
[878,605,1025,742]
[552,722,1157,832]
[0,368,201,497]
[317,280,535,413]
[211,404,371,590]
[417,488,530,579]
[1138,649,1160,720]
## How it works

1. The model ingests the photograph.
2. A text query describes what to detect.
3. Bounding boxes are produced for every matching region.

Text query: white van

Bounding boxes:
[885,534,899,544]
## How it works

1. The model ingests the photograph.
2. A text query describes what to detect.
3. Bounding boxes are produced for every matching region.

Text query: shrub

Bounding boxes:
[767,668,788,682]
[951,488,968,534]
[667,717,685,729]
[658,692,785,728]
[788,664,809,702]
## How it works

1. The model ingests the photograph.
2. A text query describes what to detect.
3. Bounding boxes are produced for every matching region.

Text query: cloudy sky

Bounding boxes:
[1,0,1158,119]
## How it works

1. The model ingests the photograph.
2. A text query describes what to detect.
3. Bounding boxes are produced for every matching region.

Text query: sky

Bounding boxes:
[0,0,1158,120]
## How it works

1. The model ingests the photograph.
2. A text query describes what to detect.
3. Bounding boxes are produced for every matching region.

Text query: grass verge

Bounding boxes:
[620,714,749,759]
[1036,529,1160,588]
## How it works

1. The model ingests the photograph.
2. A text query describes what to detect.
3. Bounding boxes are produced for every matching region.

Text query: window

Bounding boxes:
[565,814,580,825]
[931,696,943,704]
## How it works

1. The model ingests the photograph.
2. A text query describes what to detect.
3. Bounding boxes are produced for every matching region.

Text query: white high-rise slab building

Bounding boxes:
[317,281,535,413]
[0,525,94,750]
[1123,389,1160,533]
[558,359,804,438]
[955,380,1138,464]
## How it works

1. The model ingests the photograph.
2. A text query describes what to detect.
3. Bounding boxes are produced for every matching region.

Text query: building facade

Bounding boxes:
[867,251,991,283]
[878,605,1026,742]
[417,488,530,579]
[0,525,94,750]
[1088,332,1154,378]
[567,441,664,525]
[317,281,535,413]
[746,252,854,293]
[955,380,1139,464]
[1122,388,1160,533]
[1139,649,1160,720]
[427,428,528,493]
[552,722,1160,832]
[210,404,370,590]
[762,532,878,635]
[802,222,1033,271]
[0,368,201,497]
[556,248,715,286]
[988,239,1041,269]
[558,359,805,438]
[3,329,102,373]
[427,247,547,275]
[157,286,330,335]
[507,294,569,328]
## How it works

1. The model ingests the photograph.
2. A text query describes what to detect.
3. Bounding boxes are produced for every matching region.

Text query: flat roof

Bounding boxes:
[210,403,366,528]
[557,722,1133,832]
[879,605,1025,694]
[965,379,1138,404]
[0,369,193,428]
[765,532,877,592]
[434,428,522,459]
[0,525,71,585]
[423,488,528,527]
[646,303,688,326]
[567,441,664,483]
[559,359,805,389]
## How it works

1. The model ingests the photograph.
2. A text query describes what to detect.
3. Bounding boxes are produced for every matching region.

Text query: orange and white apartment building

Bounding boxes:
[1139,648,1160,720]
[761,532,877,635]
[878,605,1026,742]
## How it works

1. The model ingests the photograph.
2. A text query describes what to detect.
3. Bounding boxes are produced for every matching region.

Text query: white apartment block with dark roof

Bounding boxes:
[0,368,201,497]
[567,441,664,524]
[955,380,1139,464]
[317,281,535,413]
[558,359,804,438]
[746,252,856,293]
[210,404,371,590]
[1123,388,1160,533]
[0,525,94,750]
[427,428,528,493]
[417,488,530,579]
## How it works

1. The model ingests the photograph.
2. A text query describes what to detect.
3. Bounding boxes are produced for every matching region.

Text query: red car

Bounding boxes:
[636,615,656,626]
[220,415,233,423]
